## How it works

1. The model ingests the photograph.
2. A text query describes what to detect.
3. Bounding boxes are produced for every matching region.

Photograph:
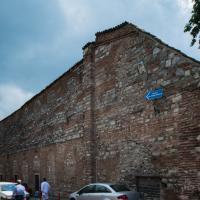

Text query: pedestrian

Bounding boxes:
[13,179,26,200]
[41,178,51,200]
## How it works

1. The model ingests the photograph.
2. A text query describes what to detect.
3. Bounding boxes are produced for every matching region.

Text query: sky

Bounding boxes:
[0,0,199,120]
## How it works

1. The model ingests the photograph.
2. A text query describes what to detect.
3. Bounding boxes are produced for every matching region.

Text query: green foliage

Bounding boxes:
[184,0,200,48]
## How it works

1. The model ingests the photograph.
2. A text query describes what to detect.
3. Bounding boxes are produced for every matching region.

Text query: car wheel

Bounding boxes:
[70,198,76,200]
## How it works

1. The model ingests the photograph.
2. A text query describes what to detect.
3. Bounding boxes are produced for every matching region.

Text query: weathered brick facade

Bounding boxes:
[0,22,200,200]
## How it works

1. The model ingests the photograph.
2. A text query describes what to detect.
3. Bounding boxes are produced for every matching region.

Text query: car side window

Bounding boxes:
[95,185,111,193]
[79,185,96,194]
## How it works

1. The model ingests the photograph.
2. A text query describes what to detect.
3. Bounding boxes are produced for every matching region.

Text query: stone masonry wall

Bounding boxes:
[0,22,200,200]
[92,24,200,200]
[0,60,96,197]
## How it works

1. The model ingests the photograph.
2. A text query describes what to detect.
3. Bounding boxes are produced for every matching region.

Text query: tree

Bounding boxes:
[184,0,200,48]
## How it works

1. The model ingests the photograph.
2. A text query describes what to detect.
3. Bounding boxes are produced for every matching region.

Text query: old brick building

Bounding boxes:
[0,22,200,200]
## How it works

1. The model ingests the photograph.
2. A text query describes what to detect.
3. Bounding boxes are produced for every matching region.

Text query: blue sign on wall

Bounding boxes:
[145,88,164,100]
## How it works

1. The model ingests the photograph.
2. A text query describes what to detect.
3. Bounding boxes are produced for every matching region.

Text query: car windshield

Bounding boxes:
[1,184,16,191]
[110,184,131,192]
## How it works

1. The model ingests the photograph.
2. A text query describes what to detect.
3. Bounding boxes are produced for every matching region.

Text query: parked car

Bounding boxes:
[0,182,15,200]
[0,182,30,200]
[69,183,140,200]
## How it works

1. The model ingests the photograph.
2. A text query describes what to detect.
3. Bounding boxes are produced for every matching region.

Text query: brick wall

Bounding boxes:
[0,22,200,200]
[0,60,95,197]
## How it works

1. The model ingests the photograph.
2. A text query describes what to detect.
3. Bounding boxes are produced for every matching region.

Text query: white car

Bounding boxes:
[0,182,30,200]
[69,183,140,200]
[0,182,16,200]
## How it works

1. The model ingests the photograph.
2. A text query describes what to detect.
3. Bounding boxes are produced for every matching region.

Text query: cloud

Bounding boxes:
[58,0,94,35]
[0,84,34,120]
[0,0,200,121]
[176,0,193,14]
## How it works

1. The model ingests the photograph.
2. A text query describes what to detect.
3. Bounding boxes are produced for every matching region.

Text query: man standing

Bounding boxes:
[41,178,51,200]
[13,179,26,200]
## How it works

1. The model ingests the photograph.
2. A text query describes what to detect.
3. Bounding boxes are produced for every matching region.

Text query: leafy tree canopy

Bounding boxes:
[184,0,200,48]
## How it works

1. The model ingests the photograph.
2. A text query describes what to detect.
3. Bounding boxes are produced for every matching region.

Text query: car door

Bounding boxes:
[94,184,115,200]
[77,185,96,200]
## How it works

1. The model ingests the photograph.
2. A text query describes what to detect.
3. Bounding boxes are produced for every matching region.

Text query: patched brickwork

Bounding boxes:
[0,22,200,200]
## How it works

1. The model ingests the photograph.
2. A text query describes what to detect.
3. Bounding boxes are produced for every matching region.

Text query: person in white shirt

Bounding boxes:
[13,179,26,200]
[41,178,51,200]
